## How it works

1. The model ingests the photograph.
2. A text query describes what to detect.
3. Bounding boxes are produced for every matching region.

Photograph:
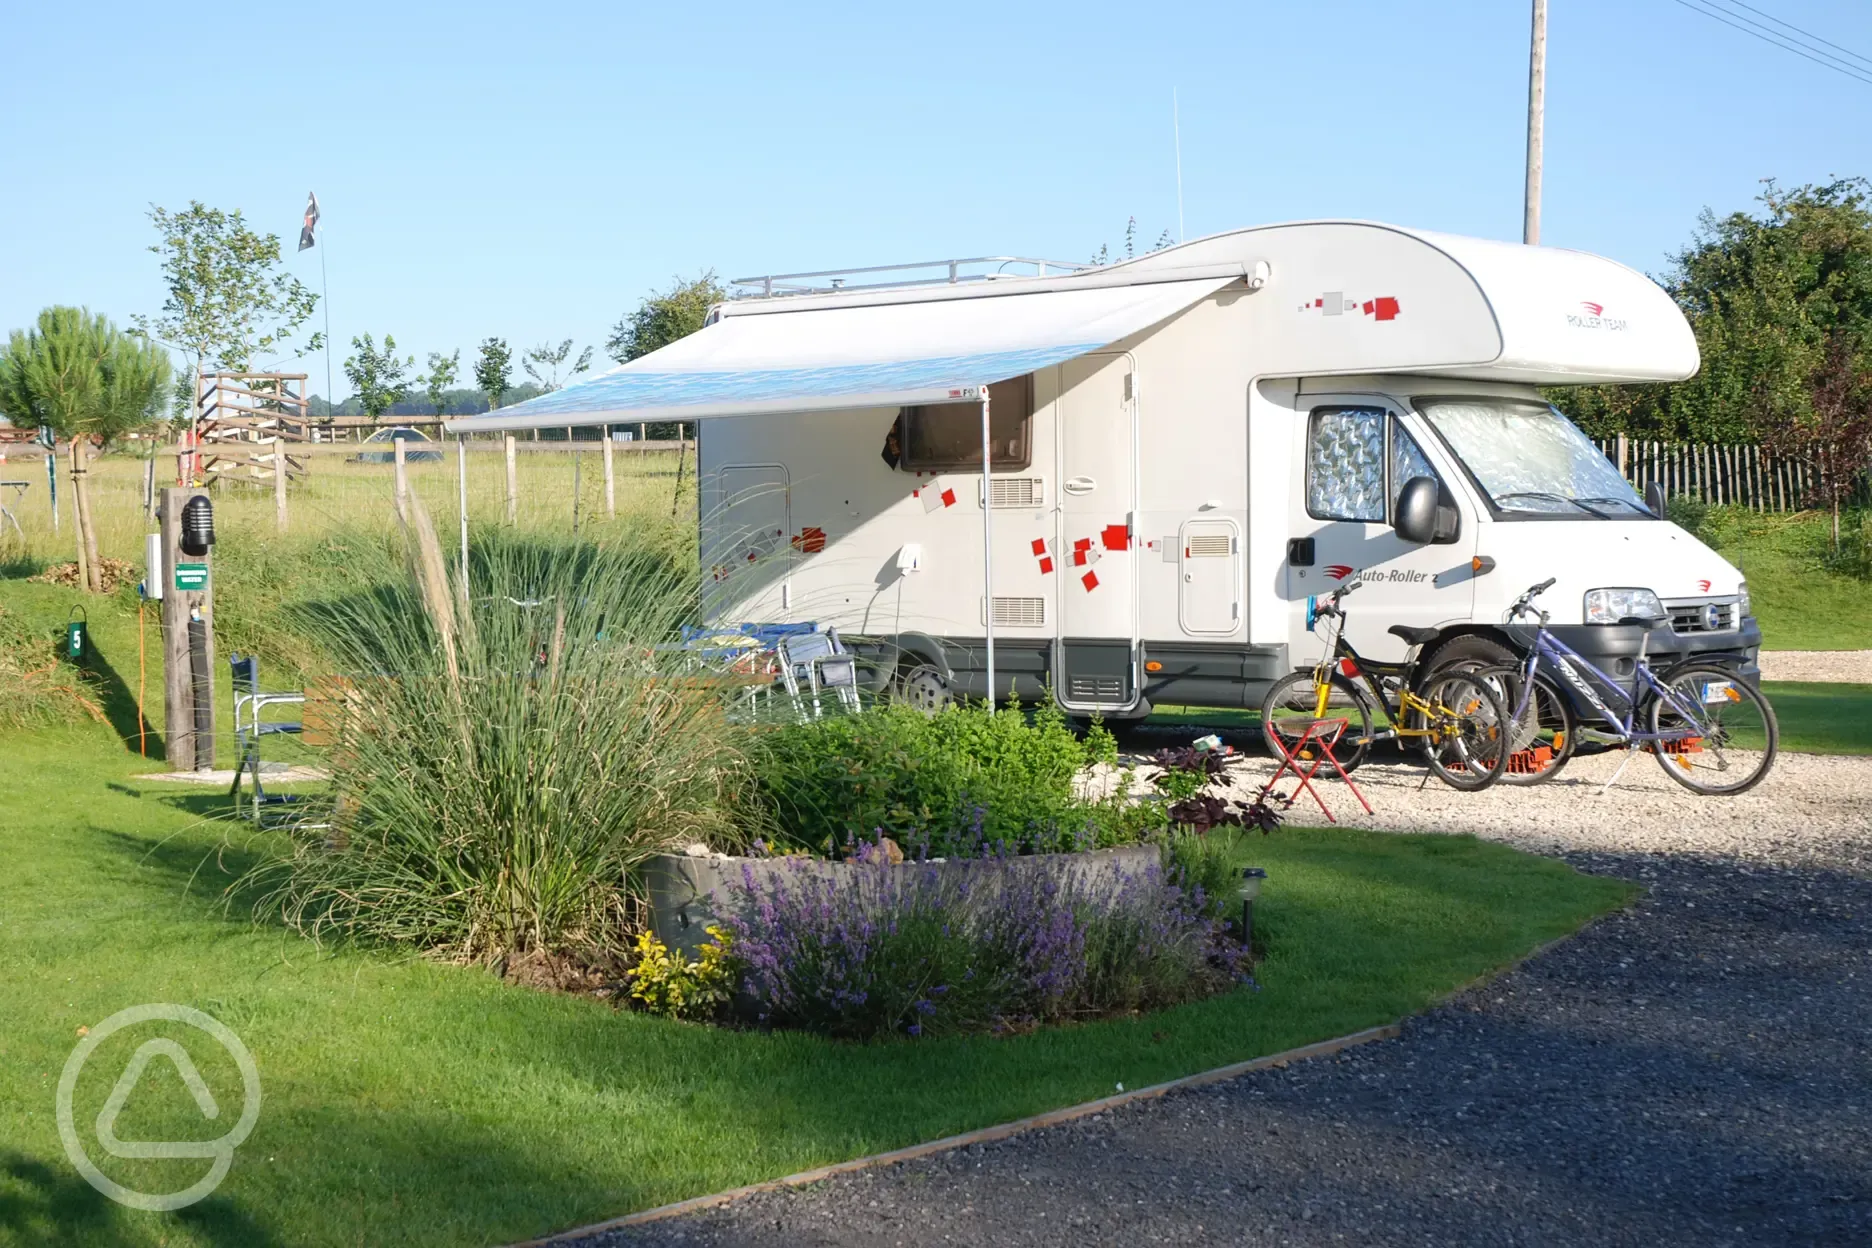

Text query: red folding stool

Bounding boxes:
[1259,715,1373,824]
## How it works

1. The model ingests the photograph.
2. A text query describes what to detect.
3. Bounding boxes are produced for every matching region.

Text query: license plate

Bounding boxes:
[1699,680,1737,705]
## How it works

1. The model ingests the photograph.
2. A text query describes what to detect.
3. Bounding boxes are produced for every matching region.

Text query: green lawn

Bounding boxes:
[0,716,1632,1247]
[1759,681,1872,755]
[1698,506,1872,650]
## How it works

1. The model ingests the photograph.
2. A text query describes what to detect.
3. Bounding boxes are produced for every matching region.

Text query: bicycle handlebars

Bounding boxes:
[1313,578,1363,618]
[1508,577,1557,622]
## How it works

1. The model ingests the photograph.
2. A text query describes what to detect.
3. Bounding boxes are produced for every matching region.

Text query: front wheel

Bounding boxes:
[1647,666,1778,795]
[1409,670,1512,791]
[1260,670,1375,773]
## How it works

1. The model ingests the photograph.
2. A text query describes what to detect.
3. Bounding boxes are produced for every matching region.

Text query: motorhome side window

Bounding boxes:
[896,374,1033,471]
[1305,406,1439,523]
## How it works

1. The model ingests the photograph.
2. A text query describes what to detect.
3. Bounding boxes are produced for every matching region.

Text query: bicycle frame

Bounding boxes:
[1303,602,1455,743]
[1504,617,1714,746]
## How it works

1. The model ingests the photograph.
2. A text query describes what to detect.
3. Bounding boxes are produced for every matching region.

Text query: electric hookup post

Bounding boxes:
[158,487,216,771]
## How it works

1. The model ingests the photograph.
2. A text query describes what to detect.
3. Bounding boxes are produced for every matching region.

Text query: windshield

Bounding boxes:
[1415,398,1652,518]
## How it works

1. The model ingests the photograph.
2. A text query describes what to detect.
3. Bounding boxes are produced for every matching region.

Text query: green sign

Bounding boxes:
[174,562,209,592]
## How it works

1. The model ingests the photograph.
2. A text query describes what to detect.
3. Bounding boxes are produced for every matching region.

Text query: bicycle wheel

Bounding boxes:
[1260,670,1375,773]
[1646,666,1778,795]
[1472,663,1576,786]
[1409,670,1511,791]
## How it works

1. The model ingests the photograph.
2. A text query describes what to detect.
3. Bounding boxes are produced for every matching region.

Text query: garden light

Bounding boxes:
[1238,867,1267,949]
[180,495,216,557]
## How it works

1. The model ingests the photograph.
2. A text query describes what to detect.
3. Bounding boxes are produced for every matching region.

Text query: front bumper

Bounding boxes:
[1542,615,1762,697]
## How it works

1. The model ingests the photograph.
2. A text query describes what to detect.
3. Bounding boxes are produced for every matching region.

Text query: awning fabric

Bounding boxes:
[445,275,1236,432]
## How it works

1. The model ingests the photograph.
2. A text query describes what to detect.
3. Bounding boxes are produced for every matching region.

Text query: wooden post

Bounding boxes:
[393,435,409,520]
[273,432,289,531]
[1616,433,1629,480]
[143,456,157,521]
[504,433,518,524]
[159,486,215,771]
[671,425,688,518]
[601,424,616,518]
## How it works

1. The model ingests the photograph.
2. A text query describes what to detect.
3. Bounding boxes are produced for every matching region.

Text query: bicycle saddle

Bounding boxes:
[1387,625,1440,647]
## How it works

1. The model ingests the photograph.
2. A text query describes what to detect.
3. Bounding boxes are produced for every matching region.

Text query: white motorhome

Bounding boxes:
[450,221,1760,717]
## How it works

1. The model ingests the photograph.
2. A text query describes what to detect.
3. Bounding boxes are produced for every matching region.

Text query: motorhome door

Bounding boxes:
[1055,352,1140,712]
[702,463,792,622]
[1284,399,1476,664]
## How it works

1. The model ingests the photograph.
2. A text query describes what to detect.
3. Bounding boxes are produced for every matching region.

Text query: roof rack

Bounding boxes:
[729,255,1095,299]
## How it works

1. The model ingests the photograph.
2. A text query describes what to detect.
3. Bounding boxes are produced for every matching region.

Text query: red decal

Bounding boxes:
[790,526,826,554]
[1072,537,1092,552]
[1072,549,1087,567]
[940,488,956,508]
[1314,297,1323,307]
[1697,578,1711,592]
[1581,301,1604,316]
[1324,564,1355,581]
[1360,296,1400,321]
[1100,523,1129,551]
[1038,556,1053,574]
[1082,570,1099,591]
[1030,538,1048,556]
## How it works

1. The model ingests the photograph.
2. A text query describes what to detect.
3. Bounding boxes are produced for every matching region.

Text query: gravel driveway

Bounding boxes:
[560,754,1872,1248]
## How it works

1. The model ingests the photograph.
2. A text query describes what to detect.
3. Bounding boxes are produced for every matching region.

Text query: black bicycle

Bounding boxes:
[1470,579,1778,795]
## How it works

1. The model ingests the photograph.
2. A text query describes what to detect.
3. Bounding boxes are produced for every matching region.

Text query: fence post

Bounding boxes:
[504,433,518,525]
[602,424,615,518]
[1617,433,1628,478]
[274,432,289,532]
[393,435,409,521]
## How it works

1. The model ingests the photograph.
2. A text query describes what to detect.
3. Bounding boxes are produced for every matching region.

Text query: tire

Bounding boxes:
[1260,670,1375,773]
[1472,663,1576,785]
[895,663,951,715]
[1646,666,1778,795]
[1408,669,1512,791]
[1422,633,1517,675]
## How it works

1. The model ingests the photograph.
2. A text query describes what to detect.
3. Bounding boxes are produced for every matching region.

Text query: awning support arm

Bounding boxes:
[980,384,994,706]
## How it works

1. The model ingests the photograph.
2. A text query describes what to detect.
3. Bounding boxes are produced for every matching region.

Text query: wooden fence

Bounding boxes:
[1593,436,1869,512]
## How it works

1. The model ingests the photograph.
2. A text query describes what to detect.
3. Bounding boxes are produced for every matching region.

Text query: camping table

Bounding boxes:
[0,481,28,537]
[1258,715,1372,824]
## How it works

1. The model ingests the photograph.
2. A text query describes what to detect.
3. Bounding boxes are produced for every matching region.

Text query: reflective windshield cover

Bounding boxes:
[1416,397,1651,518]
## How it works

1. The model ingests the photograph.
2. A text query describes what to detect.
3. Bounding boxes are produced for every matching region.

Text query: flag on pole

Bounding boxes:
[298,192,321,251]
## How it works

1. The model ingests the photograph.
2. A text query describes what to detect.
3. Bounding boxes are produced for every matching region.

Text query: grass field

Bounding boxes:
[1696,506,1872,650]
[0,720,1632,1248]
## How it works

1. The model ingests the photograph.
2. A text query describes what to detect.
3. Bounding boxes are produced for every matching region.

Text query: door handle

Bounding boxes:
[1064,476,1096,495]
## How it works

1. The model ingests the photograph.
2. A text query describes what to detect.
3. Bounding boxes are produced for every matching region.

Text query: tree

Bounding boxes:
[423,349,460,417]
[475,337,513,409]
[1557,179,1872,445]
[0,308,170,591]
[522,339,593,392]
[606,272,725,364]
[131,201,322,420]
[1764,331,1872,550]
[343,333,414,420]
[1088,217,1174,267]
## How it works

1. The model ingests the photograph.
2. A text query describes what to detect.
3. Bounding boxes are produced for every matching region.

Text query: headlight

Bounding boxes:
[1584,587,1665,625]
[1737,581,1751,618]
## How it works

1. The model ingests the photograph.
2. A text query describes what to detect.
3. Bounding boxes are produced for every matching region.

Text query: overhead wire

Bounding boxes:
[1721,0,1872,70]
[1666,0,1872,87]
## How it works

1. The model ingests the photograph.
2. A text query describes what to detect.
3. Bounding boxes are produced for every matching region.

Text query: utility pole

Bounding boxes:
[1524,0,1547,246]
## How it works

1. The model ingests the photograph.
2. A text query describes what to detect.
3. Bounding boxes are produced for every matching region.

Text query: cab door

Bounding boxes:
[1283,400,1475,665]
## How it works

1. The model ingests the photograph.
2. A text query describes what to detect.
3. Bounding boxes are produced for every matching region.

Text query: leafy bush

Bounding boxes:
[626,927,737,1021]
[1160,829,1243,924]
[1666,493,1710,537]
[1145,747,1285,835]
[754,699,1135,857]
[724,848,1245,1040]
[249,508,756,964]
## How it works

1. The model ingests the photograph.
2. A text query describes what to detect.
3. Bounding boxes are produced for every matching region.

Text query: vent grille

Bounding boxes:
[1666,599,1737,634]
[982,477,1045,508]
[1185,533,1232,557]
[1069,675,1126,700]
[983,596,1046,627]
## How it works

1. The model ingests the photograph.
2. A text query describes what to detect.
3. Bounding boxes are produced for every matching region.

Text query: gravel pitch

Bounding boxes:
[1758,650,1872,683]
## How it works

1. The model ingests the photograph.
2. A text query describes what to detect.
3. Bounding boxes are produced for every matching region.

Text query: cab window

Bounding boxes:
[1306,406,1441,524]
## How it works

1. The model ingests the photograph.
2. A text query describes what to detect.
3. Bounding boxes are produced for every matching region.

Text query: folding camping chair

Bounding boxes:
[776,626,860,717]
[1257,714,1372,824]
[228,653,306,821]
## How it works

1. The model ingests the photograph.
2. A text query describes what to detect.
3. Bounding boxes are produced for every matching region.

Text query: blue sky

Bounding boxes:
[3,0,1870,401]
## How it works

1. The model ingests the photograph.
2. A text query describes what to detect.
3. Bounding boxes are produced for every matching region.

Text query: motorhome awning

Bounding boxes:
[443,274,1238,433]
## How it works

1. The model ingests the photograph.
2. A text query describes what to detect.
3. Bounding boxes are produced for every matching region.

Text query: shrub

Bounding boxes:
[626,927,737,1021]
[1666,493,1710,537]
[249,507,756,964]
[724,847,1245,1040]
[753,698,1135,858]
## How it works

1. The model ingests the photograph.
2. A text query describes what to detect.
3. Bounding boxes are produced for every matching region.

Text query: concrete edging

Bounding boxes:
[511,1021,1402,1246]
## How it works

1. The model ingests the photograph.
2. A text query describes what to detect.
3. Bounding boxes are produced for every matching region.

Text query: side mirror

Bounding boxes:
[1394,476,1439,544]
[1645,481,1667,518]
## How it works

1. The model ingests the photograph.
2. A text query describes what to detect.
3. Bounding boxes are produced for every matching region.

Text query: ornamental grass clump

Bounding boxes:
[251,503,756,964]
[723,845,1246,1041]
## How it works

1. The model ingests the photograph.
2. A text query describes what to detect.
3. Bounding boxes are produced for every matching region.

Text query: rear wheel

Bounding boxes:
[1647,666,1778,795]
[1472,663,1576,785]
[1408,670,1511,791]
[895,663,951,714]
[1260,670,1375,772]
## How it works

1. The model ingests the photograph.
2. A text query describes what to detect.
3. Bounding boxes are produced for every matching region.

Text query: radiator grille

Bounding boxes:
[983,596,1046,627]
[1069,675,1126,700]
[1185,533,1232,557]
[982,477,1045,508]
[1666,599,1738,634]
